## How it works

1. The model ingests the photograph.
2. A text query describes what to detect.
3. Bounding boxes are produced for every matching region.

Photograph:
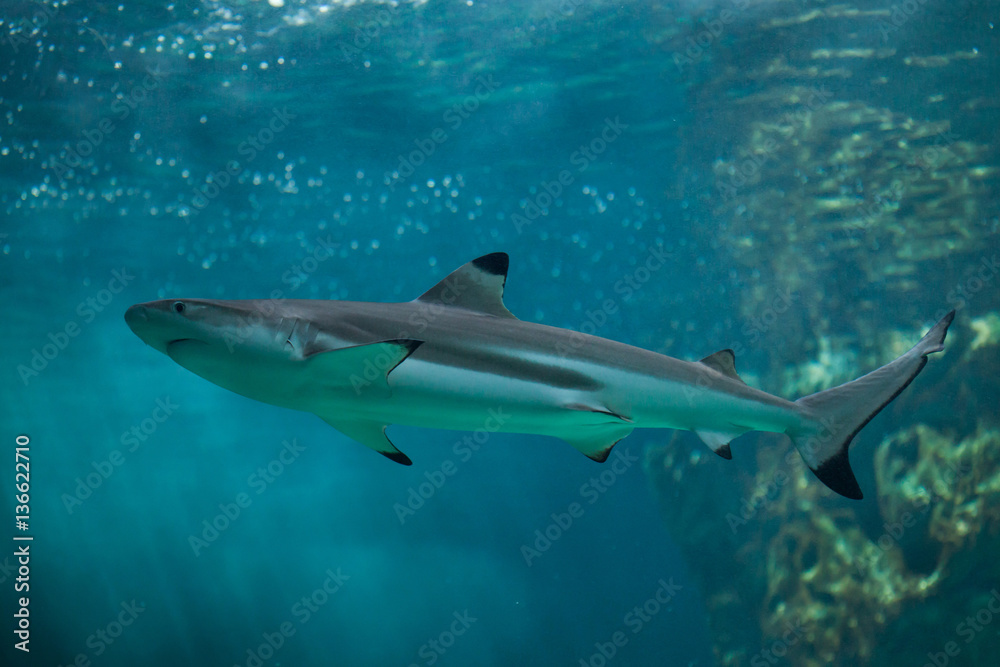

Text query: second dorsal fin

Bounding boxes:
[698,349,745,384]
[414,252,517,319]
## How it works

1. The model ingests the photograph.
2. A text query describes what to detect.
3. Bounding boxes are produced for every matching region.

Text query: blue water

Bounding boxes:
[2,0,997,666]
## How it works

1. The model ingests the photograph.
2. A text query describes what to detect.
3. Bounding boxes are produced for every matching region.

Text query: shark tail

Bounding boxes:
[787,310,954,499]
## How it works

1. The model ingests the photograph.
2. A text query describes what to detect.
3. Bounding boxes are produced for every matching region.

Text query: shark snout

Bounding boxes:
[125,301,182,353]
[125,304,148,327]
[125,299,222,356]
[125,303,157,349]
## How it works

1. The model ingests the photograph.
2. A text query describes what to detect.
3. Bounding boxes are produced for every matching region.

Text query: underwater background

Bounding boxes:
[1,0,998,665]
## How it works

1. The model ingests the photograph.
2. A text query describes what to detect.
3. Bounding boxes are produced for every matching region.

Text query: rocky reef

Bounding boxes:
[647,0,1000,665]
[646,314,1000,666]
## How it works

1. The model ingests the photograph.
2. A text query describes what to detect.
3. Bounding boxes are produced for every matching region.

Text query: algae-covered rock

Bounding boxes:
[646,417,1000,667]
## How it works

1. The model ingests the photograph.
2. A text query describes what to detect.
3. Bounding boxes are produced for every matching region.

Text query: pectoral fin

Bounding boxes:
[558,403,634,462]
[305,339,423,398]
[562,423,635,462]
[320,416,412,465]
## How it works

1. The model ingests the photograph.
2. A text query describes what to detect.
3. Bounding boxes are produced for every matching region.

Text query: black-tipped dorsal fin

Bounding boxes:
[698,349,745,384]
[415,252,517,319]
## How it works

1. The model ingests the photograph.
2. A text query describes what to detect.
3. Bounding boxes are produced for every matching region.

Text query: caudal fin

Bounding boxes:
[788,311,955,499]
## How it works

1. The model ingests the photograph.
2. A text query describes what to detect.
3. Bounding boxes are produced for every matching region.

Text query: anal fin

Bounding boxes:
[320,416,412,465]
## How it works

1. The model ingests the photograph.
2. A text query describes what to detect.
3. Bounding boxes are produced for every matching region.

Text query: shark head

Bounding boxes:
[126,298,265,355]
[125,296,423,417]
[125,298,310,400]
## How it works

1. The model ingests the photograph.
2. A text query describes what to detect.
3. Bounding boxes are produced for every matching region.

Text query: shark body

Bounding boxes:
[125,253,953,499]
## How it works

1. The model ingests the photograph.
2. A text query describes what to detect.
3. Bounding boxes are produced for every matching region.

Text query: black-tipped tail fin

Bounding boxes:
[788,310,955,500]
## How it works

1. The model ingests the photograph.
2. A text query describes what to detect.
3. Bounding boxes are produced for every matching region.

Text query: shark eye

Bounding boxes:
[172,301,186,314]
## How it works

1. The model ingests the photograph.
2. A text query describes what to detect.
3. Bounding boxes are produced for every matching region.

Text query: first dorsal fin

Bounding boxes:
[414,252,517,319]
[698,349,745,384]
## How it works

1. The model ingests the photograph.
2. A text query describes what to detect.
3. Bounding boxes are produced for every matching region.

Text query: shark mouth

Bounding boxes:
[166,338,208,350]
[165,338,210,362]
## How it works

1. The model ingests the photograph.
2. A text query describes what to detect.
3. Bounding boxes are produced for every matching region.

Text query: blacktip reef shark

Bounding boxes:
[125,253,954,499]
